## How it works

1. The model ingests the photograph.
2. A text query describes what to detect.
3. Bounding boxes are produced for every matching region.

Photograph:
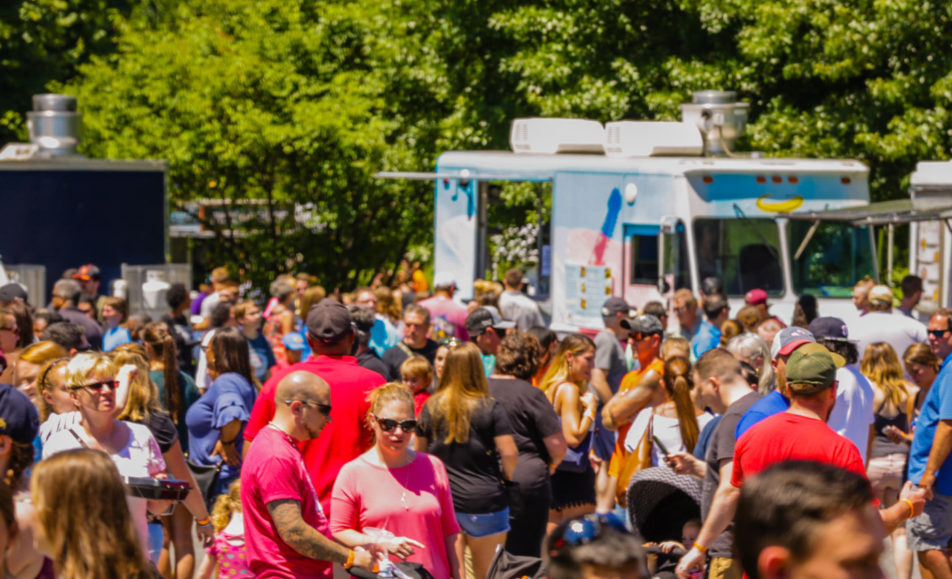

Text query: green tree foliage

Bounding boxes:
[0,0,136,141]
[70,0,446,290]
[54,0,952,289]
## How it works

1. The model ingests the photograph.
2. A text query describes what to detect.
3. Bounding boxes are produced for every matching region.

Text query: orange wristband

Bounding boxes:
[343,550,356,569]
[195,516,211,526]
[694,541,709,553]
[902,499,916,518]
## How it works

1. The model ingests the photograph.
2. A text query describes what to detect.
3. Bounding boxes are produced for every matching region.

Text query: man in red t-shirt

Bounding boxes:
[675,343,925,579]
[242,371,377,577]
[244,299,386,515]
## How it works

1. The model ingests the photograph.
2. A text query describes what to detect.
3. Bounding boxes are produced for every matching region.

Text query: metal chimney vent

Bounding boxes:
[27,94,82,157]
[680,90,749,157]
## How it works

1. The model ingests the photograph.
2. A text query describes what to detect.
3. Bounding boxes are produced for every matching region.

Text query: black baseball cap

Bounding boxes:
[620,314,664,336]
[305,299,354,343]
[465,306,515,336]
[0,283,28,304]
[0,385,39,444]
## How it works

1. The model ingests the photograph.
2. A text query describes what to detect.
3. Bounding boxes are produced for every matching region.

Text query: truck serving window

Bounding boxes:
[789,221,875,298]
[693,218,783,296]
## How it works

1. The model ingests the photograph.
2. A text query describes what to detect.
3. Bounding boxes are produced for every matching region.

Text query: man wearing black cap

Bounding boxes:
[465,306,515,376]
[676,343,926,578]
[808,316,875,464]
[0,283,28,308]
[602,315,665,482]
[243,299,386,515]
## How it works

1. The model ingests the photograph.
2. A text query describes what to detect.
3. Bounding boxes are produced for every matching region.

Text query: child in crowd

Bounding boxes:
[197,480,251,578]
[400,355,433,414]
[643,518,701,577]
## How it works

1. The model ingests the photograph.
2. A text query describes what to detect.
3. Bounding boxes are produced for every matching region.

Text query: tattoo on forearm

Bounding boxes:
[267,499,348,564]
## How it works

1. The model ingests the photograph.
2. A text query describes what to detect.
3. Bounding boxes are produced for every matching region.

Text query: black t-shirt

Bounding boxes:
[487,377,562,491]
[133,410,179,455]
[702,391,761,558]
[418,397,513,514]
[160,313,196,375]
[356,349,389,381]
[381,339,441,381]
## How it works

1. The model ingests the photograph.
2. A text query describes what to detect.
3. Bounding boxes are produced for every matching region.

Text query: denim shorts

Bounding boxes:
[908,492,952,551]
[456,508,510,538]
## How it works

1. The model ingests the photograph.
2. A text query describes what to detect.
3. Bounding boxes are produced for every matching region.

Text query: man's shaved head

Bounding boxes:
[275,371,329,403]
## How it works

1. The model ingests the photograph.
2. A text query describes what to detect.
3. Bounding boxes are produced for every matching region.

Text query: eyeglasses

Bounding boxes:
[549,513,628,556]
[373,415,418,433]
[73,380,118,392]
[284,399,332,416]
[928,329,950,339]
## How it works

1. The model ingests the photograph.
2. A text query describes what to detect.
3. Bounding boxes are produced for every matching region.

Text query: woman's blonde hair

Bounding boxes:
[30,449,150,579]
[111,346,161,422]
[211,479,242,533]
[660,336,690,361]
[368,382,415,418]
[663,356,700,453]
[538,333,596,394]
[861,342,908,409]
[17,340,67,366]
[428,342,490,444]
[36,358,70,421]
[65,352,117,389]
[299,286,327,319]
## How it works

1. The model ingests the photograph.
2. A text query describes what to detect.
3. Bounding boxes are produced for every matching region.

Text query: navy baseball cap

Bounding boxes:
[0,385,39,444]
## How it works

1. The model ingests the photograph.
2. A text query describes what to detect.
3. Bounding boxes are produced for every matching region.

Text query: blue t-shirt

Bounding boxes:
[908,353,952,494]
[247,333,276,382]
[691,320,721,361]
[103,326,132,352]
[184,372,257,483]
[735,389,790,439]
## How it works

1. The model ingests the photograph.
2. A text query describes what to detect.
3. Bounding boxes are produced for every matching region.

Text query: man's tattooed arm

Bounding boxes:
[267,499,350,564]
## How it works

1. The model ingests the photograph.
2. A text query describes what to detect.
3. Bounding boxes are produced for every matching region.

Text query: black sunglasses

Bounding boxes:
[285,399,332,416]
[929,329,950,339]
[374,415,418,433]
[74,380,118,392]
[549,513,628,557]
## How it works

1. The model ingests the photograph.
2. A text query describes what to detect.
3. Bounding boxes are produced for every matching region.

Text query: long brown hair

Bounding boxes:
[208,327,255,386]
[663,356,700,453]
[862,342,908,409]
[427,342,490,444]
[538,333,596,393]
[141,322,182,422]
[31,449,151,578]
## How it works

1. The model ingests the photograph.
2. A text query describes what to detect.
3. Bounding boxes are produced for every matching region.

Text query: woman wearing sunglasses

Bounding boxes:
[42,352,171,558]
[186,326,257,500]
[331,382,463,578]
[416,342,518,579]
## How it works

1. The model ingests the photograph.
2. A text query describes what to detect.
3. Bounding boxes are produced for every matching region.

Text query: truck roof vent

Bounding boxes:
[680,90,749,157]
[604,121,703,157]
[28,94,83,158]
[510,118,605,154]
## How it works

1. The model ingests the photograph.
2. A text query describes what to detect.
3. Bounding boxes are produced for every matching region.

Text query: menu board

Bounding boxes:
[917,221,943,305]
[565,264,614,327]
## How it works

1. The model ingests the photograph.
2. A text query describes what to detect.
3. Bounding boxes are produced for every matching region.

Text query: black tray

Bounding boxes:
[123,476,192,501]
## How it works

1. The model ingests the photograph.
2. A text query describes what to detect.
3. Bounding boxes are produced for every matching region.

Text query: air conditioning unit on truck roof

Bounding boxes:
[510,118,606,154]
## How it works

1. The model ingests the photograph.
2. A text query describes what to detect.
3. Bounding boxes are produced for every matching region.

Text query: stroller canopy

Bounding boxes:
[627,465,702,543]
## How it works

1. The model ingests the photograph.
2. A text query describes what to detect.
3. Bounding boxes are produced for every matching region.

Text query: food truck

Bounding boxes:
[382,91,878,332]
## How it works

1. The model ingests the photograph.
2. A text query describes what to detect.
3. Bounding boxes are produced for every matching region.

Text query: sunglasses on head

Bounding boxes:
[374,415,418,433]
[441,337,463,348]
[549,513,628,557]
[74,380,118,392]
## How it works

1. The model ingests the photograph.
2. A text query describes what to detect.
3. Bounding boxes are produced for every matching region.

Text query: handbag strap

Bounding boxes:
[67,426,88,448]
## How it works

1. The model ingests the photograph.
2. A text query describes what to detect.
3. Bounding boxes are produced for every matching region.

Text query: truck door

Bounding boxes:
[658,217,691,297]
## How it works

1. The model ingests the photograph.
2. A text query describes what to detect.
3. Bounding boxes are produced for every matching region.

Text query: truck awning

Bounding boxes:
[780,199,952,225]
[374,171,553,182]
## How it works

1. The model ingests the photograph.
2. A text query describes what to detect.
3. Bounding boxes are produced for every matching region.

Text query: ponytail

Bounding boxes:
[664,356,700,453]
[212,479,242,532]
[142,322,183,423]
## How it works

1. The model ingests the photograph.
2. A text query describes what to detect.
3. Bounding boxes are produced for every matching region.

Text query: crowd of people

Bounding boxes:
[0,263,949,579]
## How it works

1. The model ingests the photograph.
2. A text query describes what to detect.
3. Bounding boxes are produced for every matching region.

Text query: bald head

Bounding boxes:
[275,371,329,403]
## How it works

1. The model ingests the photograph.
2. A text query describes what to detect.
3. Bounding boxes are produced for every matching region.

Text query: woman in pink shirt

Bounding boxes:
[331,383,463,578]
